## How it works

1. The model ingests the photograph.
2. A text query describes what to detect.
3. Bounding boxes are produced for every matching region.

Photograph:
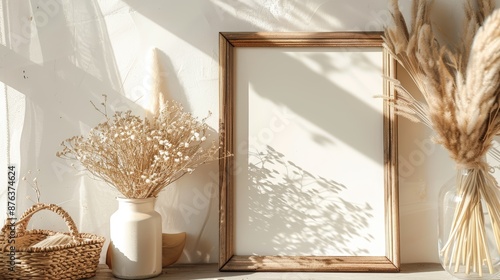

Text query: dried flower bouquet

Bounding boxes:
[57,96,220,198]
[384,0,500,276]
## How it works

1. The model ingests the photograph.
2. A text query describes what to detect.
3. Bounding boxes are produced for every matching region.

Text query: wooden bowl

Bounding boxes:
[106,232,186,268]
[161,232,186,267]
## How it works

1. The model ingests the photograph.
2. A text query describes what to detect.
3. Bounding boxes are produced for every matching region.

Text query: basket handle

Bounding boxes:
[2,203,80,241]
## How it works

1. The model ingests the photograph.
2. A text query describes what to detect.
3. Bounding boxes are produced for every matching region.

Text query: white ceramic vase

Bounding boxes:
[110,197,162,279]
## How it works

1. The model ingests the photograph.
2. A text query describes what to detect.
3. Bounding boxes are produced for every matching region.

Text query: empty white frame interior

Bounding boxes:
[233,47,385,256]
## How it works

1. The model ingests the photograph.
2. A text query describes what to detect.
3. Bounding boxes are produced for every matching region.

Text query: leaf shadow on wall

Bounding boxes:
[239,145,374,256]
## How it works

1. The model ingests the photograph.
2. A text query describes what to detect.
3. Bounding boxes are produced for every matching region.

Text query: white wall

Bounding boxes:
[1,0,499,264]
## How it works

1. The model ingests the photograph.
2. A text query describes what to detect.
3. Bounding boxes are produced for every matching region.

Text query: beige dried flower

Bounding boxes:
[57,98,222,198]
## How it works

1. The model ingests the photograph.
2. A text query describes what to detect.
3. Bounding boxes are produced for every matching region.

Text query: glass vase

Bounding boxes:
[110,197,162,279]
[438,166,500,279]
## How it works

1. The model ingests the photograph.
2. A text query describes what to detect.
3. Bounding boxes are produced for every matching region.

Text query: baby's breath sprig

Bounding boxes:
[57,99,223,198]
[22,169,41,204]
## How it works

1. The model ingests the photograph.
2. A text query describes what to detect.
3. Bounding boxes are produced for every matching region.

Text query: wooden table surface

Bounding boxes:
[92,263,455,279]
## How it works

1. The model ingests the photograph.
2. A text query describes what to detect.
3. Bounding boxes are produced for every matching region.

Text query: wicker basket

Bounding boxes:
[0,203,105,279]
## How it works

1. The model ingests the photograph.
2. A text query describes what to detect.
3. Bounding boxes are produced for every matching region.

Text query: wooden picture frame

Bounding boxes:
[219,32,399,272]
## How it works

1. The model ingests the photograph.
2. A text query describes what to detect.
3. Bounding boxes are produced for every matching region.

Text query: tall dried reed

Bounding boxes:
[384,0,500,276]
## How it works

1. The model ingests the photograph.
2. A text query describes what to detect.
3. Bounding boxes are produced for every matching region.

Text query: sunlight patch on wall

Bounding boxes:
[210,0,342,31]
